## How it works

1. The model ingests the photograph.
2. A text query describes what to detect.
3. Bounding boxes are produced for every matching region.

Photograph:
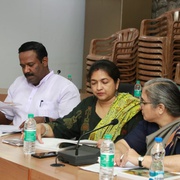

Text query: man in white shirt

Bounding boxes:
[0,41,80,127]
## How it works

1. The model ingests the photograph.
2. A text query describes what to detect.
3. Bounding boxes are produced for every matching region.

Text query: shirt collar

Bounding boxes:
[35,70,54,87]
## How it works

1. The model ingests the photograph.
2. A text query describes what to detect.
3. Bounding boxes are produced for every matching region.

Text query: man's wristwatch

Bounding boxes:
[44,117,50,123]
[138,156,144,167]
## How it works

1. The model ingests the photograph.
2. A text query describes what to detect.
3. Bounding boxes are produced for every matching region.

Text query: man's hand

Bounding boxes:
[19,121,25,129]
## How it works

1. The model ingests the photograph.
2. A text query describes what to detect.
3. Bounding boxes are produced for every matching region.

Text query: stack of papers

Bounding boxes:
[0,125,22,136]
[35,138,97,152]
[80,163,180,179]
[80,162,139,176]
[0,101,21,137]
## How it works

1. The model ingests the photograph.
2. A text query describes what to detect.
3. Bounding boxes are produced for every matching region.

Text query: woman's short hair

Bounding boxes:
[144,78,180,117]
[87,60,120,83]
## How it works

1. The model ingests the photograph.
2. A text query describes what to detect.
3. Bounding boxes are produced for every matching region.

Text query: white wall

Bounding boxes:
[0,0,85,89]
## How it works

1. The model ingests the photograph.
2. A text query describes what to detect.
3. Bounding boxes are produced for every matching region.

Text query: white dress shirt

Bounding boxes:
[1,71,80,126]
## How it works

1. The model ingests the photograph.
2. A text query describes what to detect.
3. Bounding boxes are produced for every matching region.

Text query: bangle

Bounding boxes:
[41,123,49,137]
[138,156,144,167]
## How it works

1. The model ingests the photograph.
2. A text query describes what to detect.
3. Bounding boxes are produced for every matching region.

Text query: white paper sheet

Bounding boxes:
[0,125,22,136]
[80,162,139,176]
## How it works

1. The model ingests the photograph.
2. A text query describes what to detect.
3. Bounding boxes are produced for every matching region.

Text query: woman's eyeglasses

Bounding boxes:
[140,98,152,105]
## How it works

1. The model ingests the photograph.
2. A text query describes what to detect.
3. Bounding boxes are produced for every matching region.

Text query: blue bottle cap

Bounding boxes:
[155,137,163,143]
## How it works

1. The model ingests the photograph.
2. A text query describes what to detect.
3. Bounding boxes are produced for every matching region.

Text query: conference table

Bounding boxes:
[0,133,132,180]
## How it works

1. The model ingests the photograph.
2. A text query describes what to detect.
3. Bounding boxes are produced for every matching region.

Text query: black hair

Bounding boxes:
[87,60,120,83]
[18,41,48,63]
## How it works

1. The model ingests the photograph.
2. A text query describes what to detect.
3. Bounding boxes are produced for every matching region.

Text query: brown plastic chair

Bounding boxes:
[112,28,139,84]
[174,63,180,85]
[161,9,180,80]
[138,69,164,77]
[172,20,180,79]
[137,11,174,83]
[138,64,163,72]
[85,28,139,93]
[86,28,139,63]
[86,32,120,62]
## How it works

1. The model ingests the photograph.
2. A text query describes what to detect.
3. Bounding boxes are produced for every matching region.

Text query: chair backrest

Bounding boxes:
[87,28,139,62]
[116,28,139,44]
[113,28,139,84]
[118,83,134,95]
[140,13,173,37]
[174,63,180,85]
[87,33,120,60]
[137,9,177,83]
[86,28,139,92]
[112,28,139,60]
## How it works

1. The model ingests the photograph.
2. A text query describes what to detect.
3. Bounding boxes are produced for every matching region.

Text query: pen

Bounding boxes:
[39,100,43,107]
[120,154,124,162]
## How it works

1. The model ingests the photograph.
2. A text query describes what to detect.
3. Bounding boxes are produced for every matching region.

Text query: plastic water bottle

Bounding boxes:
[23,114,36,154]
[67,74,72,81]
[134,80,142,98]
[149,137,165,180]
[99,134,115,180]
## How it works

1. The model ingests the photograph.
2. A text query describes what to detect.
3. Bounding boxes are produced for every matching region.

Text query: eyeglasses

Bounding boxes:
[140,98,152,105]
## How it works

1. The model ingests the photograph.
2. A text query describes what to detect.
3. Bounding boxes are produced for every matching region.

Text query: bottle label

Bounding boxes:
[100,153,114,167]
[149,170,164,180]
[134,90,141,98]
[24,130,36,142]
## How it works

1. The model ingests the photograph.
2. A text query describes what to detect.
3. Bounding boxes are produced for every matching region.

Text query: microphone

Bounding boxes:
[75,119,118,155]
[57,69,61,74]
[57,119,118,166]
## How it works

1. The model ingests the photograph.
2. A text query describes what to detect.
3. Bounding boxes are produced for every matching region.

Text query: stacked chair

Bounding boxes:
[112,28,139,84]
[137,12,173,86]
[86,32,119,94]
[137,8,180,86]
[174,62,180,86]
[172,20,180,80]
[85,9,180,93]
[86,28,139,94]
[168,9,180,80]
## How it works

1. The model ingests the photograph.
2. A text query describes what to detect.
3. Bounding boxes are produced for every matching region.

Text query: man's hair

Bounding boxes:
[18,41,48,63]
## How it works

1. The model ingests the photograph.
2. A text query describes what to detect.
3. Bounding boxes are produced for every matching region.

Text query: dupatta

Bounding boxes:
[165,124,180,155]
[89,93,140,141]
[146,118,180,155]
